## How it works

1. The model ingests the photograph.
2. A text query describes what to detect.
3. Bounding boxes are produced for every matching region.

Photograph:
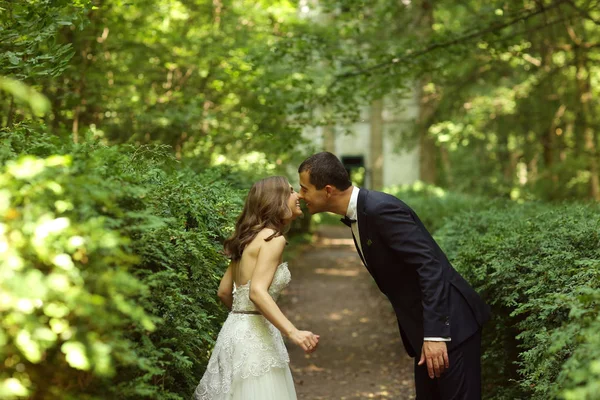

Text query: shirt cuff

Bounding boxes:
[424,337,451,342]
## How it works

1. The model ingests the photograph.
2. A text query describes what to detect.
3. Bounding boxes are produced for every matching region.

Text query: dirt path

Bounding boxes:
[280,225,415,400]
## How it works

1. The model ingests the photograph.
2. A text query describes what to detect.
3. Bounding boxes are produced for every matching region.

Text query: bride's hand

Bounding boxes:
[288,329,320,353]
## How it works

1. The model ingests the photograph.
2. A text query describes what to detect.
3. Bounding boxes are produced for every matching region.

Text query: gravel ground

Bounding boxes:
[280,225,416,400]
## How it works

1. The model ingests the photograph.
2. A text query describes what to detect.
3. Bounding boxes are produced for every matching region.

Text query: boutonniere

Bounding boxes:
[367,239,373,246]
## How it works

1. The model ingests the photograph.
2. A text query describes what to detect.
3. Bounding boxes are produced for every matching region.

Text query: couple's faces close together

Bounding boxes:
[297,171,330,215]
[286,171,328,222]
[287,184,303,221]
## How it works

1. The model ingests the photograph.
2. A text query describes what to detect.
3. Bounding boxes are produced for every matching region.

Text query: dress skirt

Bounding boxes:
[193,313,297,400]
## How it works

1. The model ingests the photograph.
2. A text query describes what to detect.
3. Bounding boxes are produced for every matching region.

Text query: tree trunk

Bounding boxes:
[416,0,437,184]
[6,96,14,128]
[440,146,452,186]
[540,35,559,193]
[571,22,599,200]
[69,3,105,143]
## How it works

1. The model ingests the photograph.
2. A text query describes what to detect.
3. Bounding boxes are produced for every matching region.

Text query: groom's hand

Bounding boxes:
[418,341,450,379]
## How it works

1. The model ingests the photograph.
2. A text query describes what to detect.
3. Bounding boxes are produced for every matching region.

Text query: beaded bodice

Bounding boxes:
[231,262,291,313]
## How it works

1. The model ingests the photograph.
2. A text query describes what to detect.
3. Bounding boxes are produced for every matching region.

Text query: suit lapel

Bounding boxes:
[351,233,367,267]
[356,189,375,277]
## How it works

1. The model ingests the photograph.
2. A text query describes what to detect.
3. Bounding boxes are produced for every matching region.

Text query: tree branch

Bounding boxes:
[564,0,600,25]
[483,15,573,48]
[336,0,570,80]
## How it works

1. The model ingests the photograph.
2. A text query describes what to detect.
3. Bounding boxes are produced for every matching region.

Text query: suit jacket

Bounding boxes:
[348,189,491,357]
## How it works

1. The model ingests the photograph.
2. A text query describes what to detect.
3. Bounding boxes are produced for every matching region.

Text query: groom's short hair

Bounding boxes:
[298,152,352,190]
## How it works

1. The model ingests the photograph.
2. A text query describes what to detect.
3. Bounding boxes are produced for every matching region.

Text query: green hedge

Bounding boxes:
[390,184,600,399]
[0,127,245,399]
[314,182,493,229]
[385,182,497,233]
[437,203,600,399]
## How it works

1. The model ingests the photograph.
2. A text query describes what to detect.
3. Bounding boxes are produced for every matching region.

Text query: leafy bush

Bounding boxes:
[386,182,499,233]
[434,203,600,399]
[389,184,600,399]
[0,153,157,399]
[0,129,246,399]
[311,181,495,229]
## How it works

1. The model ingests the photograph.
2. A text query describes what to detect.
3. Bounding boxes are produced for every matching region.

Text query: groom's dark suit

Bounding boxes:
[343,188,490,399]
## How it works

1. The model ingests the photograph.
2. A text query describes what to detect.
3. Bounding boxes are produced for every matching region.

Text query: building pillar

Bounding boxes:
[370,99,384,191]
[323,124,335,153]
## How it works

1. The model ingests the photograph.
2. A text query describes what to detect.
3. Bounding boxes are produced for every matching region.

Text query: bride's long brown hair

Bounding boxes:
[224,176,293,261]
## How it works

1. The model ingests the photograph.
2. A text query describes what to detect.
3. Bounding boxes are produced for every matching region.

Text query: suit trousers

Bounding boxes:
[414,330,482,400]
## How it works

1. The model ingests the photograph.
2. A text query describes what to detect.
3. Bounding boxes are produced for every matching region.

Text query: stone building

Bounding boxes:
[301,93,421,191]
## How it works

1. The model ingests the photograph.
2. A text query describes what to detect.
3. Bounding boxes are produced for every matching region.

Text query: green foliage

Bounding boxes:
[385,182,500,233]
[0,152,155,398]
[3,0,598,202]
[0,0,92,81]
[0,1,93,126]
[310,0,600,202]
[2,0,599,396]
[417,1,600,201]
[558,289,600,400]
[0,130,245,399]
[433,201,600,399]
[1,0,322,163]
[30,0,316,159]
[393,184,600,398]
[0,77,50,116]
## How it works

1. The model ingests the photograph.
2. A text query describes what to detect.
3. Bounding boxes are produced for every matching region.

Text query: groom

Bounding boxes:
[298,152,490,400]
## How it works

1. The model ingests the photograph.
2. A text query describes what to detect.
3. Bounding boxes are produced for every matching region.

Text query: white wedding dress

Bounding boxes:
[193,262,297,400]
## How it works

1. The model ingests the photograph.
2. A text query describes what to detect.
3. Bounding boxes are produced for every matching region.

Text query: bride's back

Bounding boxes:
[233,228,280,287]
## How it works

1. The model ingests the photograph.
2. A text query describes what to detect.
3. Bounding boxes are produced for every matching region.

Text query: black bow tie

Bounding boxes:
[340,216,357,227]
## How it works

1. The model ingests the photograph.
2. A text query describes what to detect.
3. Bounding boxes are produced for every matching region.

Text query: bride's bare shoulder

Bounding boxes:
[256,228,285,245]
[256,227,279,238]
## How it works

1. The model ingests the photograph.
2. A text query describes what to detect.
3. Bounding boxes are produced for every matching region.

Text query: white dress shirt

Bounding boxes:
[345,186,450,343]
[345,186,364,262]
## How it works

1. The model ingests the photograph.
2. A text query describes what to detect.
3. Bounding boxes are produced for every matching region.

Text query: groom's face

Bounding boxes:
[298,171,329,214]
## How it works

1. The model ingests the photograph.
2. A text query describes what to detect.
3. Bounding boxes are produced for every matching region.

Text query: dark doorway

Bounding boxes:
[341,155,366,187]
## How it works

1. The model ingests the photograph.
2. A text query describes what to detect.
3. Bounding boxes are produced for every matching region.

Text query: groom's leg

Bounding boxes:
[414,359,441,400]
[437,330,482,400]
[414,331,482,400]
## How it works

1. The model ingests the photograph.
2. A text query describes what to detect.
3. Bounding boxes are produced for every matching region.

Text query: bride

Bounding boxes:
[193,176,319,400]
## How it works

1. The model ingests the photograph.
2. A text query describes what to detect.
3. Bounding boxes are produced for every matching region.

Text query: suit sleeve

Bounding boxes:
[374,201,451,338]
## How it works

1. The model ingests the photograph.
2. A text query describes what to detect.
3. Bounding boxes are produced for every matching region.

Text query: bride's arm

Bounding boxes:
[217,262,234,309]
[248,235,293,334]
[249,235,319,353]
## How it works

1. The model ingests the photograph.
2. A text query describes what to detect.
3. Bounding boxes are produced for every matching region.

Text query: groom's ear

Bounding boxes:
[324,185,334,198]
